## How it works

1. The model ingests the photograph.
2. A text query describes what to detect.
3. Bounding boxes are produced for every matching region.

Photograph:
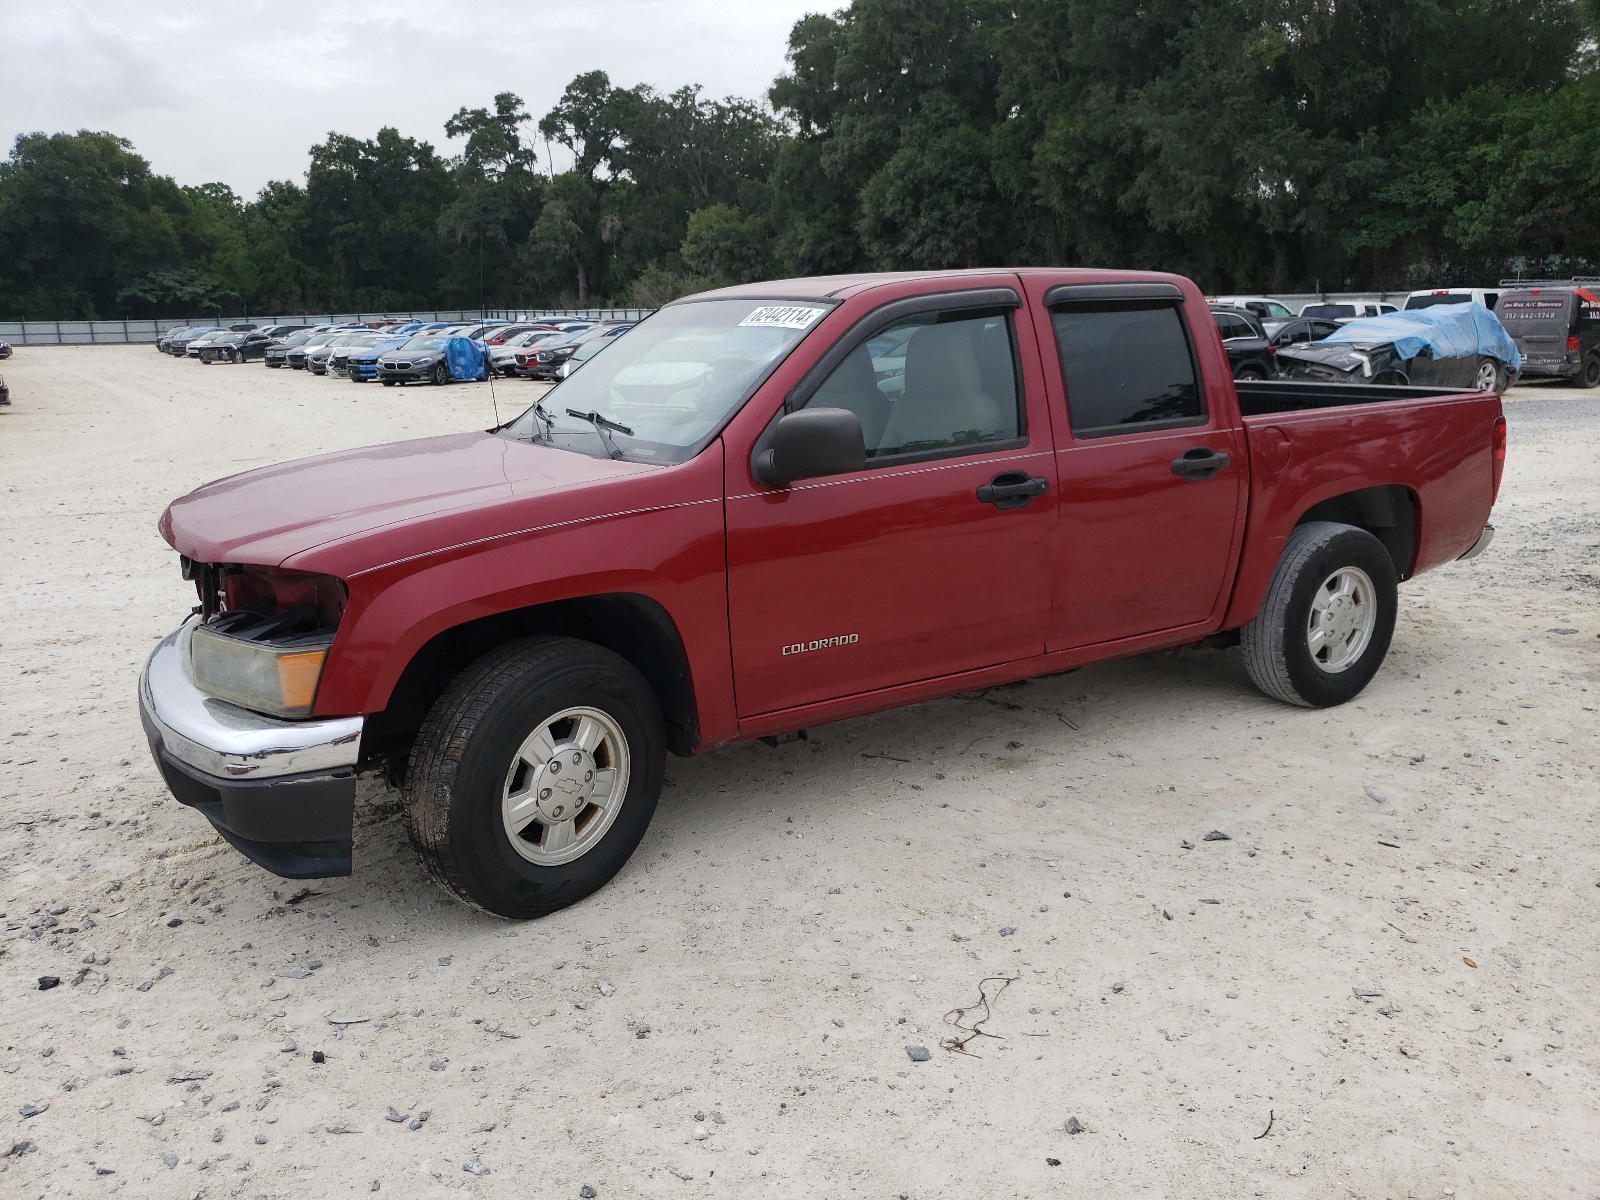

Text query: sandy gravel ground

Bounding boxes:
[1,346,1597,1200]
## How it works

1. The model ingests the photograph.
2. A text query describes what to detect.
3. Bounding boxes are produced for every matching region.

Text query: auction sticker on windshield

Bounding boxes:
[739,305,827,330]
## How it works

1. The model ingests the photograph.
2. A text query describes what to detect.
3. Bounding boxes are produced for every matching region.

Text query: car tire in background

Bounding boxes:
[1240,521,1398,709]
[1235,366,1267,381]
[1473,357,1500,394]
[403,637,666,919]
[431,362,449,386]
[1581,355,1600,389]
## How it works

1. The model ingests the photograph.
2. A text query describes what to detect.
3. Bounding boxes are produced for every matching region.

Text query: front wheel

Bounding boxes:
[381,379,397,386]
[1235,366,1267,381]
[1240,521,1398,708]
[404,637,666,918]
[431,361,449,386]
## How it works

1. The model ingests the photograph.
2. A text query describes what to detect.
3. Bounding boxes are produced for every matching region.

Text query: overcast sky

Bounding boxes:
[0,0,824,197]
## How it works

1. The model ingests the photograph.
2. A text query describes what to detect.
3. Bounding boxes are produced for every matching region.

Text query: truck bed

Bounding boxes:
[1234,379,1474,417]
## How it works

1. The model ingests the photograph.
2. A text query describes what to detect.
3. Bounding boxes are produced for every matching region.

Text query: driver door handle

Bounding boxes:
[1170,447,1230,481]
[977,471,1049,510]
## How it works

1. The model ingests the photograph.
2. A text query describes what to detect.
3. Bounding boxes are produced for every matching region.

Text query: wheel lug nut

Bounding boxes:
[539,788,551,800]
[585,771,593,781]
[572,752,582,764]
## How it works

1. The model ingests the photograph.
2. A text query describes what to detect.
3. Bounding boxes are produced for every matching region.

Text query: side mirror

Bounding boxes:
[754,408,866,486]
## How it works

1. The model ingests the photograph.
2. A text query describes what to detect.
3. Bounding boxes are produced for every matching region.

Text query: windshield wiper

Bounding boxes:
[565,408,634,459]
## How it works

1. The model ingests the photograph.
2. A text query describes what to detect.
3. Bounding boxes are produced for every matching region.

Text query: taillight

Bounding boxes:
[1568,336,1580,353]
[1267,344,1277,355]
[1490,415,1507,503]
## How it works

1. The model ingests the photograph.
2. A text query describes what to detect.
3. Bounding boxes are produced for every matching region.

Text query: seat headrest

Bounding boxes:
[903,325,982,400]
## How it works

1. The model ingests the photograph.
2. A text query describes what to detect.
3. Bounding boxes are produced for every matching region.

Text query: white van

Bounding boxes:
[1403,287,1502,311]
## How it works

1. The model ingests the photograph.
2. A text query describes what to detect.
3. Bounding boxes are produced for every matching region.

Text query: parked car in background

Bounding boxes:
[264,326,335,368]
[287,328,359,370]
[1277,303,1518,392]
[309,332,374,376]
[526,323,633,380]
[1493,280,1600,387]
[1209,295,1294,320]
[156,327,192,352]
[0,375,8,405]
[0,340,13,359]
[491,329,562,376]
[1210,308,1276,379]
[1300,300,1400,321]
[166,327,219,356]
[185,330,239,358]
[330,333,398,377]
[1404,287,1502,312]
[347,333,412,382]
[199,329,280,364]
[375,333,459,385]
[1261,316,1342,350]
[554,323,632,378]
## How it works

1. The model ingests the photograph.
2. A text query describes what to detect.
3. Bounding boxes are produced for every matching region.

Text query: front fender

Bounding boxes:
[307,450,737,748]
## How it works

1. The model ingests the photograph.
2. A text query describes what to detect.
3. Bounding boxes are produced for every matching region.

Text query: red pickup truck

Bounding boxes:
[139,269,1505,918]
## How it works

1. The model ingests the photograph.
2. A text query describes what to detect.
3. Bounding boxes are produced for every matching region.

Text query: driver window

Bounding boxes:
[801,308,1021,459]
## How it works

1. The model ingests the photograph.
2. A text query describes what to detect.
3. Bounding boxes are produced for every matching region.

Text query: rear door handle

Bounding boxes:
[1170,447,1231,481]
[977,471,1049,510]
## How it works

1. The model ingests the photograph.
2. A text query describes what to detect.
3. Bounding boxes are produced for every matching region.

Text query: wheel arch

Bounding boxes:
[360,592,700,772]
[1294,483,1418,581]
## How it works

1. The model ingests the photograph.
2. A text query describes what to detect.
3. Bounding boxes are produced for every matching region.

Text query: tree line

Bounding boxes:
[3,0,1598,319]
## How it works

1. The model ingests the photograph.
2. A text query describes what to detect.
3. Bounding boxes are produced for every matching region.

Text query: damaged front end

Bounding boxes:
[1276,341,1407,384]
[138,560,362,878]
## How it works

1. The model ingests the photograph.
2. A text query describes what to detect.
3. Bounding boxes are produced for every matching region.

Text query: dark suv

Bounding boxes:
[1209,308,1276,379]
[1495,280,1600,387]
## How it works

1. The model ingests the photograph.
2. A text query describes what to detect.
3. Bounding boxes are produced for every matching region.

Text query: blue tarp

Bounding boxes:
[1322,302,1521,370]
[444,335,488,381]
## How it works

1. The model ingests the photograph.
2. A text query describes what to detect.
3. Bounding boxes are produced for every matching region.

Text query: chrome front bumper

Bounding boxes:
[139,617,363,780]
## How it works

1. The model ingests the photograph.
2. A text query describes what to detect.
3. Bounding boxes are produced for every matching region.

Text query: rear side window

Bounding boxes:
[1052,304,1203,437]
[801,308,1021,460]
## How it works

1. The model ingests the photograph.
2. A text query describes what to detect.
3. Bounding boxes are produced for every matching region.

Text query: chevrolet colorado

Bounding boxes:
[139,269,1505,918]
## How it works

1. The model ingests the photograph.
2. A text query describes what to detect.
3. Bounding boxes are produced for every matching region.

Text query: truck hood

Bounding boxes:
[160,431,658,568]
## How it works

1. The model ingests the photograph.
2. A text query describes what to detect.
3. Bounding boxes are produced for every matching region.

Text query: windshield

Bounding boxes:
[280,330,318,346]
[401,335,448,350]
[500,298,832,463]
[1301,304,1355,318]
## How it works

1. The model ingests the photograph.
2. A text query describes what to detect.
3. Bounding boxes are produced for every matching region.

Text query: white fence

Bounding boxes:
[0,308,652,346]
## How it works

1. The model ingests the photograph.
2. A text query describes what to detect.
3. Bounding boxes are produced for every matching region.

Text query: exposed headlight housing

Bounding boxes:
[186,566,345,718]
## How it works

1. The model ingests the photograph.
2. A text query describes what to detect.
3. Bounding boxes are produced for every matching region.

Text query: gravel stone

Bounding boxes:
[905,1045,931,1062]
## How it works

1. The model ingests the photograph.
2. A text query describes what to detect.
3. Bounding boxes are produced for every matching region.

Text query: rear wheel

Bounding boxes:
[1474,358,1499,393]
[1235,366,1267,381]
[404,637,665,919]
[1240,521,1398,708]
[1581,354,1600,389]
[431,361,449,386]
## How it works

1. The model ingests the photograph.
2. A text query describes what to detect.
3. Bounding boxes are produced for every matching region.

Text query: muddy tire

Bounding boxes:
[1240,522,1398,708]
[403,637,665,919]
